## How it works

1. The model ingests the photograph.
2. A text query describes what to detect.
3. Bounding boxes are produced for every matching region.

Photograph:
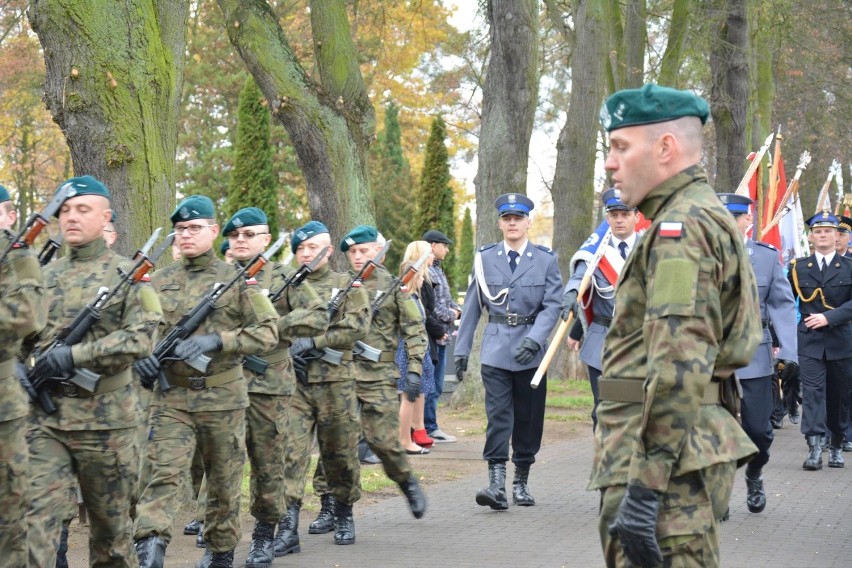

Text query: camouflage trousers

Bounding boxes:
[246,392,289,521]
[314,379,411,493]
[283,380,361,507]
[599,461,736,568]
[27,424,139,568]
[134,406,246,553]
[0,417,28,566]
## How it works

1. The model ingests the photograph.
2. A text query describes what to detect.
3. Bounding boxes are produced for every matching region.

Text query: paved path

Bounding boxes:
[206,418,852,567]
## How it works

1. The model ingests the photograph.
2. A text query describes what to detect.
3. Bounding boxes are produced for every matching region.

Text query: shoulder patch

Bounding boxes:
[534,244,554,255]
[479,243,497,252]
[754,241,777,251]
[658,221,683,239]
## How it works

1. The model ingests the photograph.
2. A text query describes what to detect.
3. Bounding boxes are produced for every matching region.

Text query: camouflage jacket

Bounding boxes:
[34,238,162,430]
[0,231,46,422]
[239,261,328,395]
[591,166,760,492]
[151,249,278,411]
[355,265,426,381]
[303,263,369,383]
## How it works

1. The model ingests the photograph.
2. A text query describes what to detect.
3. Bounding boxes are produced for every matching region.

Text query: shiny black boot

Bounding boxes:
[745,468,766,513]
[333,501,355,545]
[512,464,535,506]
[803,435,823,470]
[245,520,275,568]
[475,462,509,510]
[135,536,167,568]
[398,476,427,519]
[829,434,845,468]
[273,504,301,557]
[195,548,234,568]
[309,494,336,534]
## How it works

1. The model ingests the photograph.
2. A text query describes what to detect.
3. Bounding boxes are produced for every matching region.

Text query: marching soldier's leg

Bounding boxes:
[315,380,361,506]
[183,439,206,537]
[0,417,29,565]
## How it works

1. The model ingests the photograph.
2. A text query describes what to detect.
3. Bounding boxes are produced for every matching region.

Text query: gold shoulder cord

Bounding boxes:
[791,258,834,309]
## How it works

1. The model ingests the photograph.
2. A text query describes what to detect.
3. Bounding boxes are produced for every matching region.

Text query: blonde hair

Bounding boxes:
[399,240,433,291]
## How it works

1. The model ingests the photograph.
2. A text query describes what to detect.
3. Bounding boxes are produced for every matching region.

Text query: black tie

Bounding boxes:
[508,250,519,273]
[821,258,828,273]
[618,241,628,260]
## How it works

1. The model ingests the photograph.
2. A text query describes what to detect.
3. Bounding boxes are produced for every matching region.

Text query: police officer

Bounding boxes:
[718,193,798,513]
[133,195,279,568]
[277,221,367,552]
[788,211,852,470]
[564,188,639,429]
[454,194,563,510]
[25,176,162,567]
[592,85,761,567]
[0,184,46,565]
[222,208,328,567]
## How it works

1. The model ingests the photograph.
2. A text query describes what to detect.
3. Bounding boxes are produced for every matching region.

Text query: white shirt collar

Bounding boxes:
[611,233,637,251]
[817,251,836,267]
[503,240,528,260]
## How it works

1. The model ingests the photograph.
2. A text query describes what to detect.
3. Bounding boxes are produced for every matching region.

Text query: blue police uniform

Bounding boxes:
[455,193,562,509]
[787,211,852,469]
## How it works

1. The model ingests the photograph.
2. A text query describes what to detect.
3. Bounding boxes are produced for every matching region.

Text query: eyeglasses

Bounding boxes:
[227,230,268,240]
[174,224,213,235]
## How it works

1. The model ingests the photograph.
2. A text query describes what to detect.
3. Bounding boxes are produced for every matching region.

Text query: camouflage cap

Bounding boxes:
[0,184,9,203]
[170,195,215,225]
[600,84,710,132]
[340,224,378,252]
[291,220,329,253]
[223,207,268,235]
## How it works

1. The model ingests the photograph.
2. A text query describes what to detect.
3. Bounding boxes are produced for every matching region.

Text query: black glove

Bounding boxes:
[33,346,74,378]
[513,337,541,365]
[607,484,663,568]
[289,337,315,358]
[561,289,578,321]
[404,372,422,402]
[292,354,309,386]
[776,359,799,384]
[454,356,468,382]
[134,356,162,390]
[173,334,222,362]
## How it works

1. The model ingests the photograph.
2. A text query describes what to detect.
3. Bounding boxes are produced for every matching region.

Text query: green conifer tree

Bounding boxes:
[455,206,475,291]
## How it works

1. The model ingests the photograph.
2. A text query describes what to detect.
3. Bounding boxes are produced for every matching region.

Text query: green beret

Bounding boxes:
[600,84,710,132]
[291,220,329,253]
[60,175,112,200]
[0,184,9,203]
[340,224,378,252]
[170,195,215,225]
[223,207,268,235]
[219,240,230,255]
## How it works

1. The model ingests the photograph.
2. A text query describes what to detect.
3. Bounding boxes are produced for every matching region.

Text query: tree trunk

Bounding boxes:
[474,0,539,246]
[623,0,646,88]
[216,0,375,258]
[658,0,691,86]
[28,0,187,255]
[707,0,750,192]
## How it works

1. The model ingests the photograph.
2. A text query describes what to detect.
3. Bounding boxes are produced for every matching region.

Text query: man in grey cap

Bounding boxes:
[422,229,461,443]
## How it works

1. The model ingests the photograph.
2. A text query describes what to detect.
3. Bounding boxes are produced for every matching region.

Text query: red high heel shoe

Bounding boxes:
[412,428,434,449]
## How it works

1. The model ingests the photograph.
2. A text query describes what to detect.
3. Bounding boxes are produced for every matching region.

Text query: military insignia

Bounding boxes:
[719,194,728,204]
[65,183,77,197]
[807,262,813,267]
[526,251,532,257]
[180,207,189,219]
[658,221,683,238]
[245,277,258,286]
[233,217,244,228]
[141,273,151,282]
[508,194,517,204]
[599,102,611,129]
[345,237,355,246]
[296,230,307,240]
[613,102,627,121]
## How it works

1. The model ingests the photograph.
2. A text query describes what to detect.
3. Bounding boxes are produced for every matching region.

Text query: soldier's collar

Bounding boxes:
[68,237,107,260]
[637,165,707,219]
[307,262,330,279]
[182,248,215,270]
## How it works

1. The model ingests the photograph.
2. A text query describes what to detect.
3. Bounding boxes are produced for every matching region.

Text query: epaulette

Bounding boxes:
[479,243,497,252]
[534,244,554,255]
[754,241,777,251]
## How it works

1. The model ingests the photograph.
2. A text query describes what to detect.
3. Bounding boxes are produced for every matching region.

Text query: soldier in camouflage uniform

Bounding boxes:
[308,225,428,539]
[276,221,366,552]
[591,86,761,567]
[25,176,162,568]
[132,196,279,568]
[0,184,46,566]
[221,208,328,567]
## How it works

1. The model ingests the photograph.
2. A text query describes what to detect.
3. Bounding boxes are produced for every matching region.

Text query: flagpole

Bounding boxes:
[760,151,811,237]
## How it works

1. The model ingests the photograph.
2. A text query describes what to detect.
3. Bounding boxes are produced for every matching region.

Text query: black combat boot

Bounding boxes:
[135,536,167,568]
[333,501,355,545]
[195,548,234,568]
[309,494,336,534]
[475,462,509,510]
[196,522,206,548]
[829,434,845,468]
[398,476,427,519]
[245,520,275,568]
[184,519,203,535]
[56,523,69,568]
[803,435,823,470]
[512,464,535,506]
[272,504,301,557]
[745,467,766,513]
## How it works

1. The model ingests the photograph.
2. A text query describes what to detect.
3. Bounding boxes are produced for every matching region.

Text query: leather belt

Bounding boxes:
[47,367,133,399]
[170,364,243,390]
[489,313,537,327]
[598,378,721,405]
[591,315,612,327]
[354,352,395,363]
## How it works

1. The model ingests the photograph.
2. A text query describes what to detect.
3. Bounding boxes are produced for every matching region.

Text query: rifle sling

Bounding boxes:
[598,378,720,405]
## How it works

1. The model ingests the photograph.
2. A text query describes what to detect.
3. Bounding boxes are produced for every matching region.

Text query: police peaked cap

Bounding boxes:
[291,220,329,253]
[170,195,215,225]
[837,216,852,234]
[717,193,753,215]
[495,193,534,217]
[601,187,635,212]
[223,207,268,235]
[600,84,710,132]
[805,211,839,229]
[340,224,378,252]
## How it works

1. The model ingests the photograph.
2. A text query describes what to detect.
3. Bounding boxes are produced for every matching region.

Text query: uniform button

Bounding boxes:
[510,284,515,288]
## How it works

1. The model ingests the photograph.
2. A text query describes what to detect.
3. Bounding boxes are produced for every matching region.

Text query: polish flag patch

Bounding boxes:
[245,277,258,286]
[140,273,151,282]
[658,222,683,238]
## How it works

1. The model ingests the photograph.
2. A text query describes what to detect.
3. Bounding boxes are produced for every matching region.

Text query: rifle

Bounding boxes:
[0,184,70,266]
[38,234,63,266]
[145,233,286,392]
[268,245,329,303]
[327,240,391,319]
[29,228,171,413]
